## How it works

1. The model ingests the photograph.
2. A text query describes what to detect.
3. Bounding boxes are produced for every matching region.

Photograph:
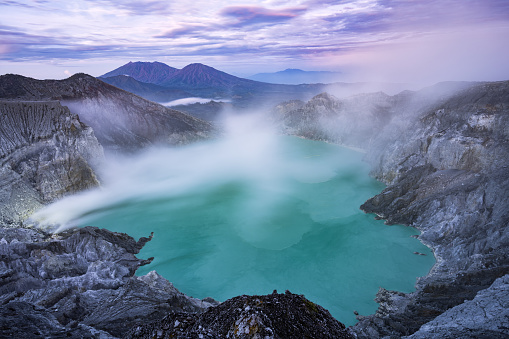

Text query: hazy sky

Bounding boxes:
[1,0,508,84]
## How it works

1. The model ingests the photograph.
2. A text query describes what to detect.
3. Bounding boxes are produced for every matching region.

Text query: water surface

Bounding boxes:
[35,125,434,326]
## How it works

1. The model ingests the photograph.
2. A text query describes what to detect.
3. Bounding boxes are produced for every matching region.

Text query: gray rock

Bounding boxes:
[353,82,509,337]
[0,226,215,338]
[406,274,509,339]
[272,91,397,148]
[0,101,104,228]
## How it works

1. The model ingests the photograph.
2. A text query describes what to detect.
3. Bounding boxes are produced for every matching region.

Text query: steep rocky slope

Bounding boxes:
[0,101,103,228]
[0,73,215,152]
[275,81,509,337]
[100,75,194,103]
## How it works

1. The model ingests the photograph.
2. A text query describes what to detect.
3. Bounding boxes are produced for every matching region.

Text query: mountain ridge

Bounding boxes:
[0,73,215,151]
[99,61,421,115]
[100,61,178,85]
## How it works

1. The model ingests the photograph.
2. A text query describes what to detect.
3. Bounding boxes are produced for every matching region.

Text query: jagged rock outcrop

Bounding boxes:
[0,101,103,228]
[0,73,216,152]
[125,291,352,339]
[0,226,216,338]
[406,274,509,339]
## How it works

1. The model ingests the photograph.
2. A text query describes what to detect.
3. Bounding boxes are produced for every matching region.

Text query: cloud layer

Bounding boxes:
[1,0,508,82]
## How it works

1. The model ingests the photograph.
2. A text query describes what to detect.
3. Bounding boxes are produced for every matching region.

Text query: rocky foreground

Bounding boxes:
[0,76,508,338]
[0,226,217,338]
[125,291,352,339]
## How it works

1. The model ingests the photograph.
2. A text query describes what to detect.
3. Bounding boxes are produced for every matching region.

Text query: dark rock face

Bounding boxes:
[0,101,103,227]
[0,226,215,338]
[125,291,352,339]
[100,75,195,104]
[0,73,216,152]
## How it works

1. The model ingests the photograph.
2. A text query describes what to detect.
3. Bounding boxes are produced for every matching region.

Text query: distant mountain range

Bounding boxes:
[247,69,343,85]
[99,62,331,109]
[99,62,416,116]
[101,61,178,85]
[102,62,257,89]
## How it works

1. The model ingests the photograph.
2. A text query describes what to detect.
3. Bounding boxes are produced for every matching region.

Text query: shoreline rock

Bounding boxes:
[0,226,216,338]
[275,80,509,337]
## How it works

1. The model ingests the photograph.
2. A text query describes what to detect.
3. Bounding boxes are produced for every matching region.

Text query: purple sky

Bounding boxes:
[1,0,508,84]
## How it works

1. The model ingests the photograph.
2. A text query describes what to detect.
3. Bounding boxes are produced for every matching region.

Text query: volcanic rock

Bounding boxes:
[125,291,352,339]
[0,226,216,338]
[0,101,103,228]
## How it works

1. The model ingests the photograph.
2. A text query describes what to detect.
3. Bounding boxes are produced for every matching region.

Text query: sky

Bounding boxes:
[0,0,508,84]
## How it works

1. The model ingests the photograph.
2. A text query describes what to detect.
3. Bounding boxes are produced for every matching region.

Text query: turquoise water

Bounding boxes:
[37,129,434,326]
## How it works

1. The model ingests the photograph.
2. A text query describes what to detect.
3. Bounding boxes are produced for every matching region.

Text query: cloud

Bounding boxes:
[221,5,307,27]
[1,0,508,82]
[155,25,207,39]
[88,0,172,15]
[0,1,37,9]
[376,0,509,29]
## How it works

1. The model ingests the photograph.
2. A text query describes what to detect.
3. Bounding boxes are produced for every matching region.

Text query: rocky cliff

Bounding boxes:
[0,73,216,152]
[275,81,509,337]
[272,91,397,148]
[0,101,103,228]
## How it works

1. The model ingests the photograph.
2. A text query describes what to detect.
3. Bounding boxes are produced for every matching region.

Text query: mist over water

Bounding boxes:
[162,97,231,106]
[32,115,434,325]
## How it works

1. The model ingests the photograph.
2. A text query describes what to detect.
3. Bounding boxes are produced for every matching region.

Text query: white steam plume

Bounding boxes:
[29,113,340,236]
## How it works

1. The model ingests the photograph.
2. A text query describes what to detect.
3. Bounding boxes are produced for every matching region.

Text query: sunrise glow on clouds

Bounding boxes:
[0,0,508,83]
